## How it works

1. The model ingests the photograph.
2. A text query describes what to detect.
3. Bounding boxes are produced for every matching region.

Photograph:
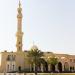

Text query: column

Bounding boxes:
[41,64,43,72]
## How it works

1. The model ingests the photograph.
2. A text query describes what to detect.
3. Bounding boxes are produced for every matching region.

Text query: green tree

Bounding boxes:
[27,46,43,75]
[47,56,58,72]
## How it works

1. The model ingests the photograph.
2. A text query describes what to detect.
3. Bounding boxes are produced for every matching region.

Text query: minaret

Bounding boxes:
[16,0,23,52]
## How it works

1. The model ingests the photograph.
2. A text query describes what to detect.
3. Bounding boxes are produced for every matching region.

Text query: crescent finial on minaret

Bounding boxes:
[17,0,22,15]
[19,0,21,8]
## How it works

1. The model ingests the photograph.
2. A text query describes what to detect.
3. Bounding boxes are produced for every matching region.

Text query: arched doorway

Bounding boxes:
[64,62,69,72]
[18,66,21,72]
[43,61,48,72]
[70,66,74,72]
[50,64,55,72]
[37,63,41,72]
[31,63,34,72]
[57,62,62,72]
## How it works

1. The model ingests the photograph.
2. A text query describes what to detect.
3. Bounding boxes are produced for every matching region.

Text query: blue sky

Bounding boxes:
[0,0,75,54]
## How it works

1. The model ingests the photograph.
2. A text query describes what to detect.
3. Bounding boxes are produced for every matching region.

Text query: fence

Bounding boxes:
[0,73,75,75]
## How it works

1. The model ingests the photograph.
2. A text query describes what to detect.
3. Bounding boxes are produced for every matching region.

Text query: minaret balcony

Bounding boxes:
[16,44,23,47]
[16,32,23,37]
[17,14,22,18]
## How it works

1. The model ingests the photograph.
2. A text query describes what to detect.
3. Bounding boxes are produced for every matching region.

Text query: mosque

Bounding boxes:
[0,0,75,73]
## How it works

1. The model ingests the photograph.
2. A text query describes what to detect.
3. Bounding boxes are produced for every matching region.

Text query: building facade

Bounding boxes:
[0,0,75,73]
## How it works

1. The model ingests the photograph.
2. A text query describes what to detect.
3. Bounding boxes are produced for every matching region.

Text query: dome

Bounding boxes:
[31,45,38,51]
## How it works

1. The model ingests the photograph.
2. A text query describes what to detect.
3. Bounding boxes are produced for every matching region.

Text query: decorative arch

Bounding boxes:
[50,64,55,72]
[18,66,21,72]
[64,62,69,71]
[57,62,62,72]
[43,61,48,72]
[37,63,41,72]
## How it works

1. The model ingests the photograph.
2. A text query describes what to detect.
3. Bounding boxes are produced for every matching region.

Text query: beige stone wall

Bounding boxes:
[0,51,75,72]
[0,51,30,72]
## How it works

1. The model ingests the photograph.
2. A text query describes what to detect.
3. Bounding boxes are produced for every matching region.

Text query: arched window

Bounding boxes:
[57,62,62,72]
[64,62,69,71]
[13,65,15,70]
[7,64,9,71]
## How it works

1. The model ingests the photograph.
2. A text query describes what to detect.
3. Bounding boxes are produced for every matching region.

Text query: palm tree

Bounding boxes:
[27,46,43,75]
[47,56,58,72]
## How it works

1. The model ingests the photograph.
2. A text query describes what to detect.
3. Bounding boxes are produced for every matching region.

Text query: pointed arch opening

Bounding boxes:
[64,62,69,72]
[57,62,62,72]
